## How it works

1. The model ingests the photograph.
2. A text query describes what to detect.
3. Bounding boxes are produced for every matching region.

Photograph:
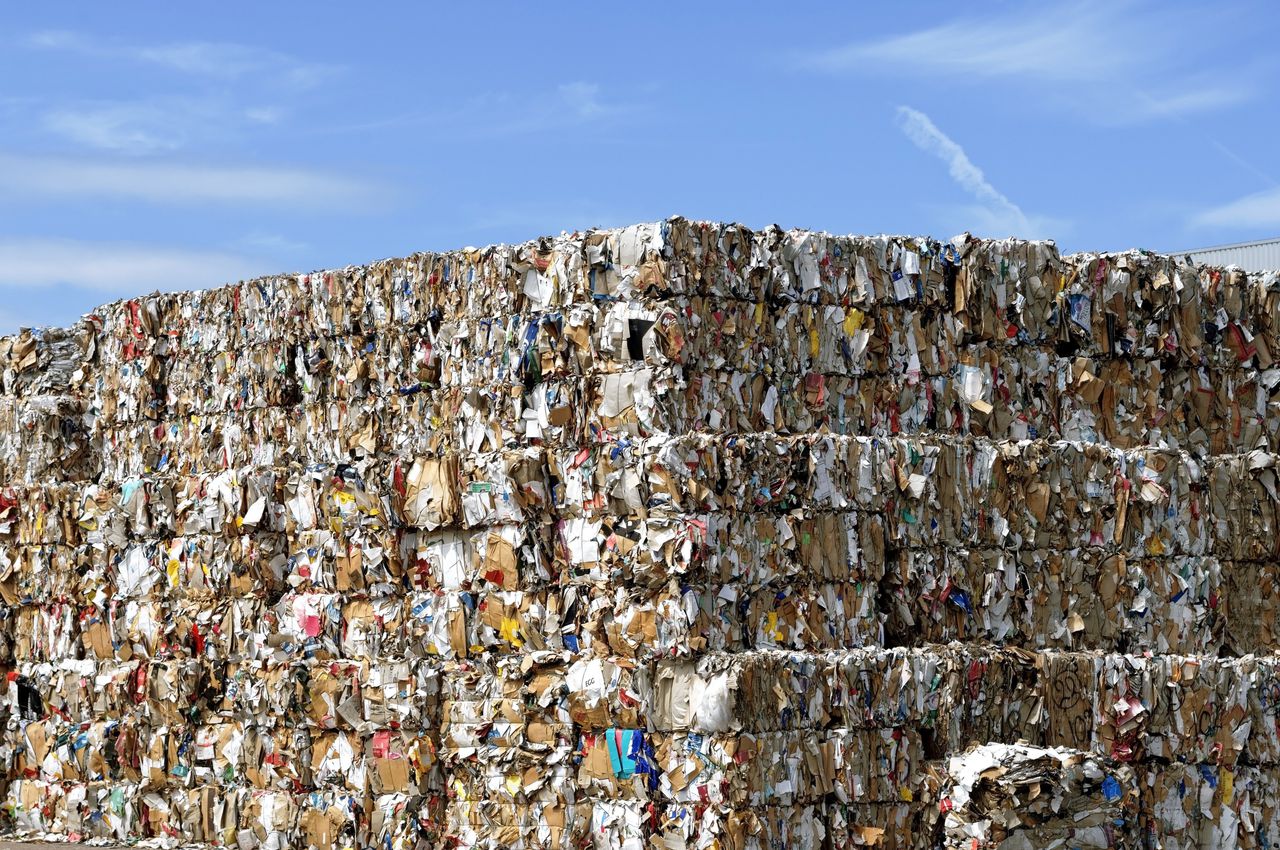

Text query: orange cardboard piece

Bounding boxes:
[484,533,519,589]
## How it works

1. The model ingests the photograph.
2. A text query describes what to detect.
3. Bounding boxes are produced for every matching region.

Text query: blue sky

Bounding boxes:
[0,1,1277,332]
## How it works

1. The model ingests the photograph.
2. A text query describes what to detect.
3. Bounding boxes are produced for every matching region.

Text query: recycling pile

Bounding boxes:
[0,218,1278,849]
[938,743,1138,850]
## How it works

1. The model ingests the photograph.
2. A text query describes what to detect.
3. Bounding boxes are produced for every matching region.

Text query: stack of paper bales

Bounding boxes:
[0,218,1277,849]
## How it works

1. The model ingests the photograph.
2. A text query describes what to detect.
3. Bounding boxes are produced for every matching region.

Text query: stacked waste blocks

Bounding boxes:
[0,218,1278,848]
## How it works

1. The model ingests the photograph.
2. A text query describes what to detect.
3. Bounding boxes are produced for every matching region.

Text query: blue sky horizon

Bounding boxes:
[1,1,1277,332]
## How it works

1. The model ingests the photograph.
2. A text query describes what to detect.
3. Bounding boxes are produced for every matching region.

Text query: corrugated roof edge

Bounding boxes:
[1174,235,1280,254]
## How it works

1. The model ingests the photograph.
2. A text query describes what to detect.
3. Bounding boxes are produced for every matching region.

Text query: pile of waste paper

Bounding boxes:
[0,218,1275,849]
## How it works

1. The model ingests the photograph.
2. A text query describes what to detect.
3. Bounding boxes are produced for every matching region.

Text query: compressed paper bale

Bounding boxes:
[938,743,1139,849]
[3,218,1280,849]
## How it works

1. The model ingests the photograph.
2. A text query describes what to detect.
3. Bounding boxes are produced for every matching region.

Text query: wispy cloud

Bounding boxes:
[25,30,91,50]
[1207,141,1279,189]
[244,107,283,125]
[804,5,1123,82]
[0,153,382,207]
[1132,87,1255,121]
[557,82,607,119]
[233,232,311,255]
[42,101,189,154]
[19,31,330,157]
[36,97,286,154]
[799,3,1255,123]
[26,30,335,88]
[0,238,268,294]
[488,81,632,135]
[894,106,1060,239]
[896,108,1026,228]
[318,80,635,139]
[1192,186,1280,230]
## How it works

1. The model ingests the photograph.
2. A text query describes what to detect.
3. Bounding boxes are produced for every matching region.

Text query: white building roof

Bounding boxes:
[1177,236,1280,272]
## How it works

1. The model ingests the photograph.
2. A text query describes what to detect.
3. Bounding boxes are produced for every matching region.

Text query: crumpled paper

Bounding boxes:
[0,218,1276,849]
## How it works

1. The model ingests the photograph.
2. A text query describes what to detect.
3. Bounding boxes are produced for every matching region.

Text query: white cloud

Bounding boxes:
[136,42,272,76]
[318,80,632,139]
[244,106,283,124]
[804,5,1124,82]
[1208,141,1279,189]
[1193,186,1280,229]
[0,153,381,207]
[1132,87,1255,120]
[26,30,334,88]
[457,81,630,137]
[25,30,88,51]
[895,106,1059,239]
[799,3,1253,123]
[0,238,268,294]
[896,108,1020,219]
[42,102,188,154]
[234,232,310,255]
[558,82,606,119]
[138,42,334,88]
[36,96,286,155]
[20,32,329,156]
